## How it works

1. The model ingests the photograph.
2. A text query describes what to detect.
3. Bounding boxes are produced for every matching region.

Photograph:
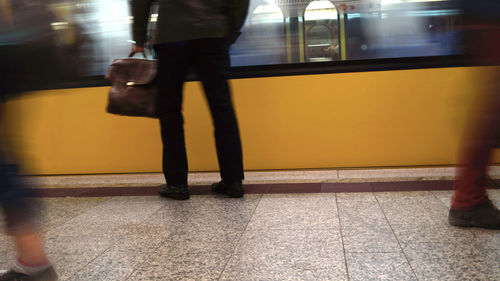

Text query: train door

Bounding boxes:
[304,0,339,62]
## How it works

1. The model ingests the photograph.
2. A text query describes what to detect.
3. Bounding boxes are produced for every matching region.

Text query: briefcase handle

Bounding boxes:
[128,51,147,58]
[128,46,156,59]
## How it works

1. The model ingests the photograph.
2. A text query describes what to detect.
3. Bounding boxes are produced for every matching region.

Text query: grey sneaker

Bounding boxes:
[0,266,58,281]
[158,184,189,200]
[448,199,500,229]
[211,181,244,198]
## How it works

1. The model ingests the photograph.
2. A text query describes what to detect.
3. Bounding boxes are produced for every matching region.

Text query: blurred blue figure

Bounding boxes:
[0,1,59,280]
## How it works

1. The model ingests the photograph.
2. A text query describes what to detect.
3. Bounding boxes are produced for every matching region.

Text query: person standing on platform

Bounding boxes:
[448,0,500,229]
[131,0,249,200]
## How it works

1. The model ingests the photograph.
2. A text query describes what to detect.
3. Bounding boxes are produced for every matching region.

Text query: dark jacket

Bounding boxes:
[132,0,249,46]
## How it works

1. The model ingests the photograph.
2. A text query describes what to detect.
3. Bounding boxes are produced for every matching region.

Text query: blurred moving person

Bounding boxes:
[0,0,61,280]
[0,164,57,281]
[449,0,500,229]
[131,0,248,200]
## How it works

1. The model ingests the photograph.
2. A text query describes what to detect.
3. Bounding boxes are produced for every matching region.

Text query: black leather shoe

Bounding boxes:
[448,199,500,229]
[211,181,244,198]
[158,184,189,200]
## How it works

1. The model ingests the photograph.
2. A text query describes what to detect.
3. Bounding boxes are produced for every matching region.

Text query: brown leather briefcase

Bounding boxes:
[105,52,158,118]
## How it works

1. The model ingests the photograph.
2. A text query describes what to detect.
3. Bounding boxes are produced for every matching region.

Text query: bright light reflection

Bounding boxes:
[305,1,337,21]
[253,4,284,23]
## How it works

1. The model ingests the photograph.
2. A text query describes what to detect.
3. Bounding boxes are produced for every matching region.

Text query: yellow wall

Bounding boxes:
[2,66,498,175]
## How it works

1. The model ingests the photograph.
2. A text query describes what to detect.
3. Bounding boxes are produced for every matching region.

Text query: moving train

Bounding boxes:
[4,0,494,176]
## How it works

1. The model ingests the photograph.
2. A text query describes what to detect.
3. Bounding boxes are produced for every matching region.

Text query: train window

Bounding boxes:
[231,1,286,66]
[22,0,461,83]
[306,25,336,62]
[52,0,133,76]
[304,1,339,62]
[362,0,461,58]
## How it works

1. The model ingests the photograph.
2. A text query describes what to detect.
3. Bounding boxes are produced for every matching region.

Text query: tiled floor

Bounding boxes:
[0,189,499,281]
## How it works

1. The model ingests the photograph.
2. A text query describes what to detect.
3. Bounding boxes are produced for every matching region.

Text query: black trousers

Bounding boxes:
[155,38,244,186]
[0,54,39,234]
[0,158,38,235]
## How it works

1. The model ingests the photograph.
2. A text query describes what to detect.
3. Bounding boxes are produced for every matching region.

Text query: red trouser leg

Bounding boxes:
[452,68,500,210]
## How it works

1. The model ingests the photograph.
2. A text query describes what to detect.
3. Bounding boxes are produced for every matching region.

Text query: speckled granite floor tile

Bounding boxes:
[242,170,338,183]
[44,233,115,280]
[336,192,377,202]
[0,251,14,269]
[106,195,170,208]
[403,242,499,281]
[383,195,476,245]
[376,192,449,227]
[59,196,165,227]
[67,224,173,281]
[431,190,453,208]
[391,221,477,245]
[36,197,110,231]
[159,193,210,204]
[30,197,169,280]
[338,200,400,253]
[246,193,338,230]
[168,209,255,242]
[338,167,456,182]
[23,174,165,188]
[376,192,450,226]
[219,228,347,281]
[156,193,211,207]
[338,200,388,227]
[1,190,497,281]
[127,241,235,281]
[346,252,417,281]
[342,228,401,253]
[402,242,498,258]
[196,194,262,210]
[470,228,500,250]
[342,225,401,254]
[108,195,170,204]
[143,195,213,227]
[144,205,195,228]
[0,233,12,256]
[161,195,260,242]
[191,194,262,219]
[375,191,437,201]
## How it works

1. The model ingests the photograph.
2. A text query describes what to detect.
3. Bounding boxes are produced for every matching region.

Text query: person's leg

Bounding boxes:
[449,57,500,229]
[449,69,500,229]
[448,1,500,228]
[190,38,244,197]
[0,161,57,280]
[155,42,190,185]
[191,38,244,186]
[451,82,500,210]
[14,233,48,265]
[0,30,57,281]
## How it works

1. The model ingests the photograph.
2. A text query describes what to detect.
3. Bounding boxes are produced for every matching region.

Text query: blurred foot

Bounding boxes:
[0,265,58,281]
[158,184,189,200]
[449,199,500,229]
[211,181,244,198]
